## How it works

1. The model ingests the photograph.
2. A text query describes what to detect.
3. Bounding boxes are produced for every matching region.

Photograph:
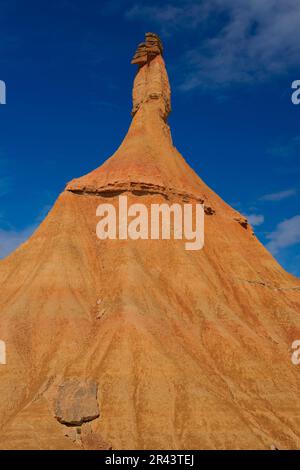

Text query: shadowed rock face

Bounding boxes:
[0,33,300,450]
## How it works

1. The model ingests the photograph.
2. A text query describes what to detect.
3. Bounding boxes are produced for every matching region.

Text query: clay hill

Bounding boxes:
[0,33,300,450]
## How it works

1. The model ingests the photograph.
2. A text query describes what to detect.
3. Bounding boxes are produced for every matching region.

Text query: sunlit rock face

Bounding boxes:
[0,33,300,450]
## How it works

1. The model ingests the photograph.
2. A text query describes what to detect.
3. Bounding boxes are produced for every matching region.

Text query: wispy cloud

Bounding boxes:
[260,189,297,202]
[245,213,265,226]
[266,215,300,254]
[126,4,181,25]
[268,135,300,158]
[182,0,300,89]
[0,225,36,259]
[125,2,206,33]
[0,203,51,259]
[125,0,300,89]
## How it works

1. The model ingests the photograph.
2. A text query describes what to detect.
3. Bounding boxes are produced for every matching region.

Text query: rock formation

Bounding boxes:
[55,380,99,426]
[131,33,163,66]
[0,33,300,450]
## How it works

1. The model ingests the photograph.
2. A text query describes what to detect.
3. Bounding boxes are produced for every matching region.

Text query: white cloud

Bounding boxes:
[269,136,300,158]
[245,214,264,226]
[260,189,297,202]
[125,2,206,31]
[0,225,36,259]
[126,4,181,24]
[0,201,53,259]
[266,215,300,254]
[184,0,300,88]
[126,0,300,88]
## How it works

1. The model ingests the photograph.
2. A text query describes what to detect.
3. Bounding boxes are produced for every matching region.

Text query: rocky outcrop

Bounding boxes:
[55,380,99,426]
[234,216,249,229]
[131,32,163,66]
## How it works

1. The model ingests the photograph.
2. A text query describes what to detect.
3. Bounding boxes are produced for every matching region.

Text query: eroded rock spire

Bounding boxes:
[131,32,171,119]
[66,32,204,201]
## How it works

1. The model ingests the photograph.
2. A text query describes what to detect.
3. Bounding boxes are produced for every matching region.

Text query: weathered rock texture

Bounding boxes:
[131,32,163,66]
[55,380,99,426]
[0,33,300,450]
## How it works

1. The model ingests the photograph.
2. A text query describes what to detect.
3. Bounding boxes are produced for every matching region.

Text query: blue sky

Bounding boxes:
[0,0,300,277]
